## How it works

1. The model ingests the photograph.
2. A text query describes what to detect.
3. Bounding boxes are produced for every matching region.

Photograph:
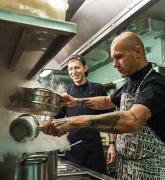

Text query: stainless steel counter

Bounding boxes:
[57,157,115,180]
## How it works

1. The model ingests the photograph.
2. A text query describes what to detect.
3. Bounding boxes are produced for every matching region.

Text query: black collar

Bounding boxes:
[73,81,89,88]
[129,63,153,82]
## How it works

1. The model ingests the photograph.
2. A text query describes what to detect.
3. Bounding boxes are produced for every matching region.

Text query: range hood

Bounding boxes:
[0,9,77,80]
[45,0,159,70]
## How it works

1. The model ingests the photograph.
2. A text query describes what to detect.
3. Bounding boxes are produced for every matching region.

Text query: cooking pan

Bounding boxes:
[9,114,66,142]
[7,87,62,116]
[0,152,49,180]
[32,88,61,107]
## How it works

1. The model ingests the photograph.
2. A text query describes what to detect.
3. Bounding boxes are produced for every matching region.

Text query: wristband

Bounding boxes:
[76,98,83,106]
[109,141,116,145]
[76,98,81,105]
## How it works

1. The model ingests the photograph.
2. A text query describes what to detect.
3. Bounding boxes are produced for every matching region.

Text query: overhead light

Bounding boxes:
[39,70,52,77]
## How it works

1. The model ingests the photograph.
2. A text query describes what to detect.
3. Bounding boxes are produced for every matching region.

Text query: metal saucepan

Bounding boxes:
[9,114,66,142]
[32,88,61,106]
[32,88,52,105]
[18,151,58,180]
[7,88,62,116]
[0,152,49,180]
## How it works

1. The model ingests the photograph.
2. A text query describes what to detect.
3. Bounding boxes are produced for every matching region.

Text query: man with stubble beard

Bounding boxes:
[43,32,165,179]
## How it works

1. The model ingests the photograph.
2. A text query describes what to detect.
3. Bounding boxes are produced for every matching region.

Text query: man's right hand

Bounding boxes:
[42,120,67,137]
[61,94,77,107]
[42,115,92,137]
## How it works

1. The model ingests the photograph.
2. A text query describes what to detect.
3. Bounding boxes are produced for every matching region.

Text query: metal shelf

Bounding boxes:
[0,9,77,79]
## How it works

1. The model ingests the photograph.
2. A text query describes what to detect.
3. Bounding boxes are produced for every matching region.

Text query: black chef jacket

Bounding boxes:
[111,63,165,142]
[57,81,109,174]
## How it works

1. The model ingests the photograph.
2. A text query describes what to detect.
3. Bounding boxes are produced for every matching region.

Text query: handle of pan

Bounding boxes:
[36,118,67,132]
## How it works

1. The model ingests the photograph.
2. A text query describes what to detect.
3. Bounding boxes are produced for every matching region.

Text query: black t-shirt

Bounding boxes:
[111,63,165,142]
[57,81,109,145]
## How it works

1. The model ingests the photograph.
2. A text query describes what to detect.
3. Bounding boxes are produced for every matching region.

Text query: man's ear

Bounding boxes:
[136,46,143,58]
[84,64,88,72]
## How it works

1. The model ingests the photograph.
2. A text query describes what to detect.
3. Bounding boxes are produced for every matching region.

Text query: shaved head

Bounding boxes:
[110,32,148,76]
[111,32,145,56]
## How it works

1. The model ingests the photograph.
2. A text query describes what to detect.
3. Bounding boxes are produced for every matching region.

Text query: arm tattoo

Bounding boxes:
[77,97,108,109]
[141,108,151,124]
[104,97,109,106]
[131,104,151,125]
[129,110,138,122]
[77,98,89,106]
[88,112,122,133]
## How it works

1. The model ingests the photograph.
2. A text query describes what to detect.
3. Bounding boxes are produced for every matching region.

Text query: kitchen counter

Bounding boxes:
[57,157,115,180]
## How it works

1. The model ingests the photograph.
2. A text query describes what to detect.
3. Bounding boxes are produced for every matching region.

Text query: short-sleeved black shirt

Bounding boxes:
[57,81,109,144]
[111,63,165,142]
[56,82,109,173]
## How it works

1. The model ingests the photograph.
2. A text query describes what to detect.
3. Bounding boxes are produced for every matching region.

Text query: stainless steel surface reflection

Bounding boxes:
[57,173,104,180]
[58,164,80,174]
[57,157,115,180]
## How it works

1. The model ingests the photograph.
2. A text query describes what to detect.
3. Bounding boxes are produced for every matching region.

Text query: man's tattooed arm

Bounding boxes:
[84,104,152,134]
[50,104,151,136]
[76,96,114,110]
[87,112,123,133]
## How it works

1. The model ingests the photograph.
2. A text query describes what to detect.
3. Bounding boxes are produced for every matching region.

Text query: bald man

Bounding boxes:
[43,32,165,179]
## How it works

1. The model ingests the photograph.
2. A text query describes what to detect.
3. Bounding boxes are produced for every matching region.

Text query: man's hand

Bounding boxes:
[61,94,77,107]
[42,120,67,137]
[107,144,116,166]
[42,115,91,137]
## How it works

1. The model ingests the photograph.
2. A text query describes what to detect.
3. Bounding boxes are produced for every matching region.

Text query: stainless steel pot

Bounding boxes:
[46,151,58,180]
[7,88,61,116]
[32,88,52,104]
[9,114,66,142]
[32,88,60,106]
[0,151,57,180]
[18,152,48,180]
[9,114,40,142]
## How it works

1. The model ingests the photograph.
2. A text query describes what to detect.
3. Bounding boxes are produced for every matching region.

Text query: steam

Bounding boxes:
[0,64,69,160]
[35,73,67,95]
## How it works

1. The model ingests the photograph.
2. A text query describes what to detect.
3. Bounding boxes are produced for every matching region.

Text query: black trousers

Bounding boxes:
[65,143,107,174]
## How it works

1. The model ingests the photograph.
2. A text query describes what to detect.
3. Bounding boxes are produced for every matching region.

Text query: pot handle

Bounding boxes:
[37,118,67,132]
[20,154,48,166]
